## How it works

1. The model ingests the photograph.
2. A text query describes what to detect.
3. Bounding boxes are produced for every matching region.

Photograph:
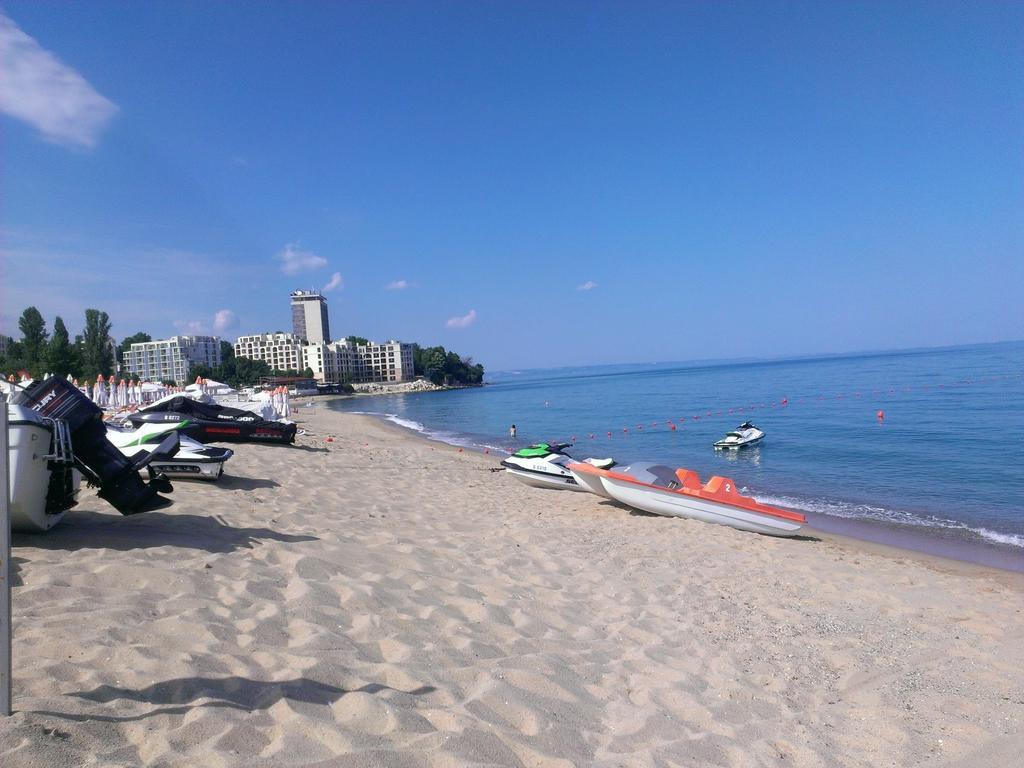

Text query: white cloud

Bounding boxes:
[323,272,343,292]
[385,279,409,291]
[577,280,598,291]
[174,319,207,335]
[0,11,118,148]
[445,309,477,329]
[212,309,238,333]
[276,242,327,275]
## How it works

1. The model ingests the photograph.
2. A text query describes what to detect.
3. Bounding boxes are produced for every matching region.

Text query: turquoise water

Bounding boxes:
[327,342,1024,565]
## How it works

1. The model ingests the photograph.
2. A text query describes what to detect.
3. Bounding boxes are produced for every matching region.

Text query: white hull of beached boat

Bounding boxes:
[568,466,613,498]
[7,404,77,532]
[599,475,803,536]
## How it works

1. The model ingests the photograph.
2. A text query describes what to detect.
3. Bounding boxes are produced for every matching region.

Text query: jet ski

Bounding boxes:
[129,395,297,444]
[713,422,765,450]
[568,461,805,537]
[106,422,233,481]
[501,443,615,491]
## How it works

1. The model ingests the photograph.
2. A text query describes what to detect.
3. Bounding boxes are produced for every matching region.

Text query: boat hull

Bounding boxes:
[7,408,69,532]
[568,467,613,498]
[714,434,764,450]
[600,476,803,536]
[502,463,586,491]
[147,457,225,481]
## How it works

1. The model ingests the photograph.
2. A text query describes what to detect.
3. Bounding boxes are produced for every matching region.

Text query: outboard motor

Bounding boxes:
[17,376,178,514]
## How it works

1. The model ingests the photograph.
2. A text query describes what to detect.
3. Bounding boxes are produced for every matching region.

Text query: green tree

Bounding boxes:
[119,332,152,356]
[0,338,27,377]
[46,316,80,376]
[81,309,113,378]
[346,336,370,346]
[410,343,483,385]
[18,306,48,372]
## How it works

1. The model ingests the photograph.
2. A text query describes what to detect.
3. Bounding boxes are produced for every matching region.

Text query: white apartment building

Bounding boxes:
[234,333,306,372]
[291,290,330,343]
[123,335,221,385]
[303,339,415,383]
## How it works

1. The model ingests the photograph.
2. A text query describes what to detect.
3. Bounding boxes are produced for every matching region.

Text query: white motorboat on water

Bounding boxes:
[568,461,806,536]
[6,402,80,532]
[501,443,615,491]
[106,422,234,481]
[713,422,765,450]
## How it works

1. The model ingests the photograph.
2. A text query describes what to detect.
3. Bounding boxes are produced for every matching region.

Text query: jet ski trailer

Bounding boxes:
[129,396,297,444]
[713,422,765,450]
[501,443,615,491]
[568,461,806,536]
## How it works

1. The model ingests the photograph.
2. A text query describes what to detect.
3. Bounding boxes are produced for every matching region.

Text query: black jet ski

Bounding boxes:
[128,396,297,444]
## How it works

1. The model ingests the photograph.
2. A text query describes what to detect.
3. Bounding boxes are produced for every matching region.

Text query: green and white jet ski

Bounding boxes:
[501,442,615,491]
[106,420,233,481]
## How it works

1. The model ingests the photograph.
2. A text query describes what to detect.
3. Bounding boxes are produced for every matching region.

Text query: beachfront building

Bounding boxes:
[234,333,307,372]
[303,339,415,383]
[122,335,221,385]
[291,289,331,344]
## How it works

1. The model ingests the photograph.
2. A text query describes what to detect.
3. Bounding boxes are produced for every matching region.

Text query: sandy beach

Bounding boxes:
[2,407,1022,767]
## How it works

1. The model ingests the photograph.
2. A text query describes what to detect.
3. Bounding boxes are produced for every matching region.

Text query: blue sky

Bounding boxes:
[2,2,1021,370]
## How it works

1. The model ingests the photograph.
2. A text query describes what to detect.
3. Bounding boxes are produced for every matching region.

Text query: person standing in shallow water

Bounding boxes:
[509,424,517,439]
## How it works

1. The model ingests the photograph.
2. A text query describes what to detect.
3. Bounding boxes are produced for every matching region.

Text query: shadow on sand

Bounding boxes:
[214,475,280,491]
[33,676,436,722]
[12,511,318,553]
[289,444,331,453]
[10,556,28,587]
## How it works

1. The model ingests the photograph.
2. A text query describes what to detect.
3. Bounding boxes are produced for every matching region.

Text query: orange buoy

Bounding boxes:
[876,410,885,421]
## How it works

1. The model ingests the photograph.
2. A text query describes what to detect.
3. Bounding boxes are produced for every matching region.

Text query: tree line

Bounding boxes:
[412,344,485,386]
[0,306,125,381]
[1,306,485,387]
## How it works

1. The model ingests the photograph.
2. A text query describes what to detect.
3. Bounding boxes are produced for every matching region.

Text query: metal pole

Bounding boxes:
[0,401,12,715]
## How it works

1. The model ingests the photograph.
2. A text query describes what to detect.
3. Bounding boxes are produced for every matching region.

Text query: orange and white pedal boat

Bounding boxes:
[567,461,806,537]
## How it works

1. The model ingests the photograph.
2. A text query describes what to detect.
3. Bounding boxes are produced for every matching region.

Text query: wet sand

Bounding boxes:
[2,408,1022,767]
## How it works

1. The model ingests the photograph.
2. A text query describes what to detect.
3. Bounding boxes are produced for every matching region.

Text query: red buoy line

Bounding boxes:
[505,370,1024,452]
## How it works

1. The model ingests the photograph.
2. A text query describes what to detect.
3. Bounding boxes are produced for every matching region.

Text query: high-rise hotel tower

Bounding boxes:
[290,289,330,343]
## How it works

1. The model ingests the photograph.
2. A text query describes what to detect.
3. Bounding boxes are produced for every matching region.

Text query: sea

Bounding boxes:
[326,341,1024,571]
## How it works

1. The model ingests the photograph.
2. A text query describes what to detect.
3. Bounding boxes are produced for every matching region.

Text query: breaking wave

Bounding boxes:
[750,491,1024,549]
